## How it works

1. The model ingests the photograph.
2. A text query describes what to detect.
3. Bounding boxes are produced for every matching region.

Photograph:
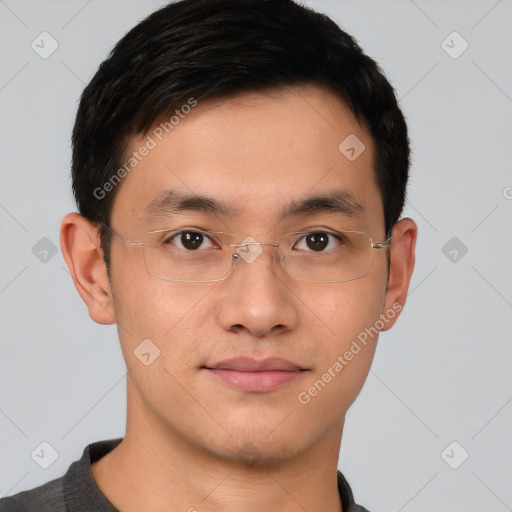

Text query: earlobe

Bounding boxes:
[60,212,116,325]
[381,217,418,331]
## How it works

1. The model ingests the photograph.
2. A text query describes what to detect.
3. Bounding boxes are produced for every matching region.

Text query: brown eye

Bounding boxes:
[180,231,204,250]
[294,231,342,252]
[305,232,329,251]
[163,230,215,251]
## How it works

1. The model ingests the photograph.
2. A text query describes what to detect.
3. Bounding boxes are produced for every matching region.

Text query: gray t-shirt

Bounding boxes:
[0,438,371,511]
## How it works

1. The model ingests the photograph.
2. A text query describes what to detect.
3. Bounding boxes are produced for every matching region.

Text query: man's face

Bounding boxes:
[107,84,392,463]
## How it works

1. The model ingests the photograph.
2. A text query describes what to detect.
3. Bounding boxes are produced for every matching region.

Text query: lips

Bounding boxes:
[207,357,303,372]
[203,357,307,393]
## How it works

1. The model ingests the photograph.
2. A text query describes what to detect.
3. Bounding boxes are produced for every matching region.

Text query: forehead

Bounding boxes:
[111,84,384,234]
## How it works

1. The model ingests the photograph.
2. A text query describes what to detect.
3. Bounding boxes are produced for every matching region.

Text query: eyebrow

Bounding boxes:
[143,189,365,221]
[144,190,239,218]
[279,190,365,219]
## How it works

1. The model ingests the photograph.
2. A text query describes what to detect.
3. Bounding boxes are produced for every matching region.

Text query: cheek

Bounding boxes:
[109,247,214,362]
[293,281,384,417]
[322,290,381,377]
[300,276,385,347]
[111,277,214,416]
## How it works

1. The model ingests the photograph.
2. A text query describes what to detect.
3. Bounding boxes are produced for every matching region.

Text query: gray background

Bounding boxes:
[1,0,511,510]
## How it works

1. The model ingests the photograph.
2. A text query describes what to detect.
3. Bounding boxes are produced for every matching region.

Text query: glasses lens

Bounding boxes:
[279,230,373,282]
[142,230,236,282]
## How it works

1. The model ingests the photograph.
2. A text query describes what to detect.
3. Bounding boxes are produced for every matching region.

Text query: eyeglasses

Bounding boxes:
[101,222,391,283]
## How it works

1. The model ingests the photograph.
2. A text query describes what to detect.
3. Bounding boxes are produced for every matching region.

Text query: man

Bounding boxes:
[0,0,416,510]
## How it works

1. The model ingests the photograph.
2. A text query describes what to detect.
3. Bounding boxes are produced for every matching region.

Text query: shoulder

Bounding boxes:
[337,470,373,512]
[0,438,122,512]
[0,476,67,512]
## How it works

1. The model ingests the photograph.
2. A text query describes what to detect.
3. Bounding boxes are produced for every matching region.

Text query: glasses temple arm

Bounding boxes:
[372,236,392,249]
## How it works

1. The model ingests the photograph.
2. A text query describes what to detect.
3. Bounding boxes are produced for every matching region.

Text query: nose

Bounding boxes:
[215,245,300,338]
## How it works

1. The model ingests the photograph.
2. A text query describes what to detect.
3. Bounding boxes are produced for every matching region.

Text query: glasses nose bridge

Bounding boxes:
[228,239,284,272]
[233,240,281,258]
[234,240,279,250]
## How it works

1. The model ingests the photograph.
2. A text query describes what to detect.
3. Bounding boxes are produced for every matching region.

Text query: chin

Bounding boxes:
[196,422,313,468]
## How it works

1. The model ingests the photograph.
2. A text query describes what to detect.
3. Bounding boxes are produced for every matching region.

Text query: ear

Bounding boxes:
[381,217,417,331]
[60,212,116,325]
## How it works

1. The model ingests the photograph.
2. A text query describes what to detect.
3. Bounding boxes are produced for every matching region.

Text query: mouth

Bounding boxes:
[202,357,308,393]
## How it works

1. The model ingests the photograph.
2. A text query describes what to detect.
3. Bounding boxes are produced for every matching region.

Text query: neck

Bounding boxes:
[91,377,344,512]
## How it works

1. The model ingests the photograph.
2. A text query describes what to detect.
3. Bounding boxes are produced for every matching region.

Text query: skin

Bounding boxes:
[61,83,417,512]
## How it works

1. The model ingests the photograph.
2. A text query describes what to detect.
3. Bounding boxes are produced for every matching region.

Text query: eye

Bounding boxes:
[294,231,343,252]
[163,230,217,251]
